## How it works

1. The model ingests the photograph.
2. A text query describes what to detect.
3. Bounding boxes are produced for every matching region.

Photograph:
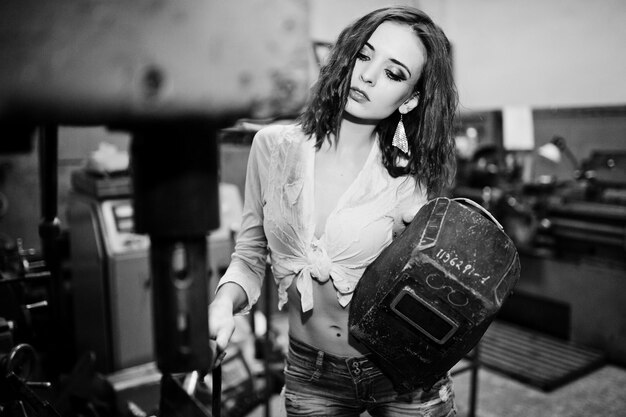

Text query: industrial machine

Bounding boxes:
[541,150,626,257]
[67,176,243,373]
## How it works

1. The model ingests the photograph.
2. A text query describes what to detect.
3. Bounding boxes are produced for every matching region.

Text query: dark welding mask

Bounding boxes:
[349,197,520,392]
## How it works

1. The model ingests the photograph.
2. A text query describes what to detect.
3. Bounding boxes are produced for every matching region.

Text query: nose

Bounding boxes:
[358,62,376,86]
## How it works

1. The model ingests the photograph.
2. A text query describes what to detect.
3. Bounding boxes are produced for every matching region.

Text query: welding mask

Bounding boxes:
[349,197,520,392]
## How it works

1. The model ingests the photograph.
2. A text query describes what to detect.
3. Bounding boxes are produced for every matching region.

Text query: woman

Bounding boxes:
[210,6,458,416]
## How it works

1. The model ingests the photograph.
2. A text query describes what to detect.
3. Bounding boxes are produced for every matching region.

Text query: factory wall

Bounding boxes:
[439,0,626,110]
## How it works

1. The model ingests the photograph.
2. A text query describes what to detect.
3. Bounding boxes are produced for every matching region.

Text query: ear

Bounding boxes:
[398,93,419,114]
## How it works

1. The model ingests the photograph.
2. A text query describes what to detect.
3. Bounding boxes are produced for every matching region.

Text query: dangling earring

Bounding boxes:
[392,114,409,154]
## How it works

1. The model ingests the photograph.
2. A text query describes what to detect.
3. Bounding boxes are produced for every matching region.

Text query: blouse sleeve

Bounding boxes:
[217,130,271,314]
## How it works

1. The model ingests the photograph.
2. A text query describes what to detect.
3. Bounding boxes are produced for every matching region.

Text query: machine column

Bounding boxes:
[130,122,220,374]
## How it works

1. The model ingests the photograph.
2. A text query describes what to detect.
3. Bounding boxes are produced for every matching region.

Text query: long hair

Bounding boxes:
[298,6,458,198]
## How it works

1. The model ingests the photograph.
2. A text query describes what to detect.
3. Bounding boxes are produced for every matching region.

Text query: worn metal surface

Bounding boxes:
[0,0,310,125]
[349,197,521,392]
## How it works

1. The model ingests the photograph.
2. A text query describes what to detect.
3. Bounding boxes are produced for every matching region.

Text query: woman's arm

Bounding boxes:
[208,129,272,353]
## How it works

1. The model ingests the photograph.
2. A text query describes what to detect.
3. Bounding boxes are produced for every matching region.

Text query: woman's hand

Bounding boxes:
[208,282,248,366]
[208,295,236,366]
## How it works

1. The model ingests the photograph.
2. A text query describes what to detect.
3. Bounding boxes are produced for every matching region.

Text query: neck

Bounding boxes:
[333,113,377,151]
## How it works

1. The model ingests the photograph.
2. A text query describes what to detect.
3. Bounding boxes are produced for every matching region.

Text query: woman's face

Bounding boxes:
[345,21,426,122]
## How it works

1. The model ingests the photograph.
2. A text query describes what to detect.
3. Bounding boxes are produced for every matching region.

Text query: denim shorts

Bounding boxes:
[283,337,456,417]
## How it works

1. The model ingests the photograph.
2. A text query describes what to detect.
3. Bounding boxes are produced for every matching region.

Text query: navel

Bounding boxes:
[330,325,342,338]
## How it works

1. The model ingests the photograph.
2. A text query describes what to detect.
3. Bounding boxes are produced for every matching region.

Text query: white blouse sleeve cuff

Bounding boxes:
[216,259,264,315]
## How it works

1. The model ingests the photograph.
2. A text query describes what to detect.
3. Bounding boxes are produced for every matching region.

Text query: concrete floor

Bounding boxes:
[453,363,626,417]
[247,363,626,417]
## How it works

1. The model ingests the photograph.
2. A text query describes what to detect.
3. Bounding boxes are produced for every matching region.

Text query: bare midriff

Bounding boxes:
[286,277,370,357]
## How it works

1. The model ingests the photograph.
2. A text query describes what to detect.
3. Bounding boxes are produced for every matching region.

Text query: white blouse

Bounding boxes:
[218,124,427,313]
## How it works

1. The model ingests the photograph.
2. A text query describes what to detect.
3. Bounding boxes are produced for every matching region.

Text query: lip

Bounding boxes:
[349,87,370,102]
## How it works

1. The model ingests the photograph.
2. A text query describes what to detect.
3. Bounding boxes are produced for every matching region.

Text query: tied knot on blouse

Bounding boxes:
[306,240,332,282]
[281,240,333,313]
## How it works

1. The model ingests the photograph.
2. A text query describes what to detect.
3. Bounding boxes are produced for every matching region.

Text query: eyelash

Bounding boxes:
[356,52,405,82]
[386,71,403,82]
